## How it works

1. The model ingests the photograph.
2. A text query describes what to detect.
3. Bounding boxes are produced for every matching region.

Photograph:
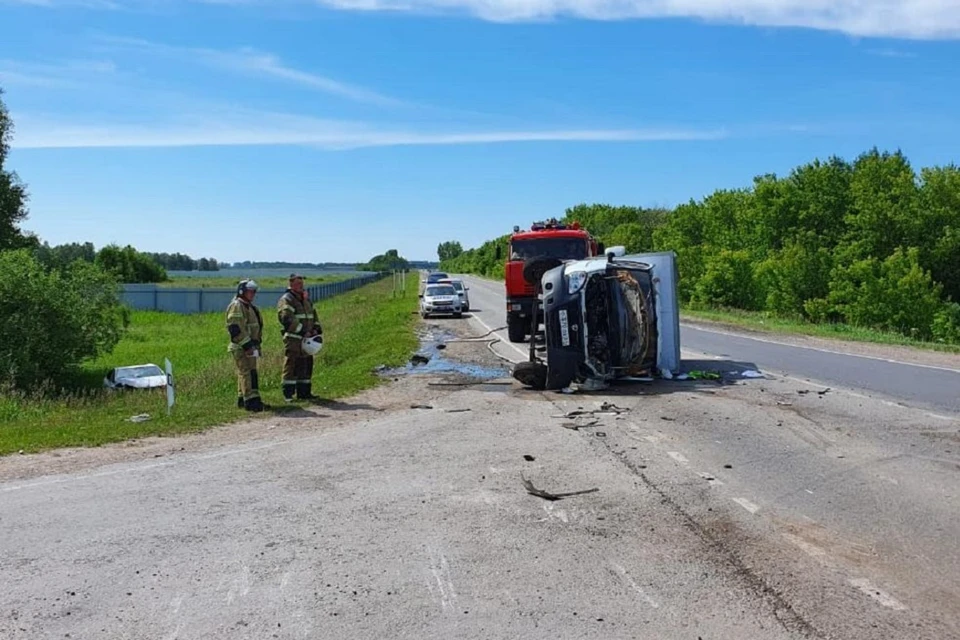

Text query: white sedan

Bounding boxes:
[419,283,463,318]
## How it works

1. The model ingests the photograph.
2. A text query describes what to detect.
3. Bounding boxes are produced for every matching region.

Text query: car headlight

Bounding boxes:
[567,271,588,294]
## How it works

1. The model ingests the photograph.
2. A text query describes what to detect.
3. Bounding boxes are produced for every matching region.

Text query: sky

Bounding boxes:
[2,1,960,264]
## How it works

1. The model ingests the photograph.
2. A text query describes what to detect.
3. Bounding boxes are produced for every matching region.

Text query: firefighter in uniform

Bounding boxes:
[277,273,323,401]
[226,279,267,412]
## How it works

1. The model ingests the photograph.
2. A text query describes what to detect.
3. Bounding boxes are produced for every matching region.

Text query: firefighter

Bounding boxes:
[226,279,267,412]
[277,273,323,401]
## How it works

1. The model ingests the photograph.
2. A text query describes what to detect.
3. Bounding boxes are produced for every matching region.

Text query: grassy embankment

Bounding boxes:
[0,277,419,456]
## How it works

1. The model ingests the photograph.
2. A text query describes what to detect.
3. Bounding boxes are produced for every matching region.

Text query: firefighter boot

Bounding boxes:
[296,382,319,400]
[244,396,265,412]
[237,396,244,409]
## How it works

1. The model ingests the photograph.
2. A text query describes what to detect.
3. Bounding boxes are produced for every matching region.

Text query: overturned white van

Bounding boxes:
[512,249,681,391]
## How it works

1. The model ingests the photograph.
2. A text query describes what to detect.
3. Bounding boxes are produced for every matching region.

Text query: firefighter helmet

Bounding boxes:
[237,279,260,296]
[302,334,323,356]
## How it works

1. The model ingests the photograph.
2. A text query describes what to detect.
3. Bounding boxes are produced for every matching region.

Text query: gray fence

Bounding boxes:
[121,272,387,313]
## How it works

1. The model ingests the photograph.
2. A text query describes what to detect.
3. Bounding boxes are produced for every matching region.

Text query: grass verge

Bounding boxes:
[0,278,419,456]
[681,306,960,354]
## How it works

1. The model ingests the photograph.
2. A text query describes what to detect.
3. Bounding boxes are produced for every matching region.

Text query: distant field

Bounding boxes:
[161,270,362,289]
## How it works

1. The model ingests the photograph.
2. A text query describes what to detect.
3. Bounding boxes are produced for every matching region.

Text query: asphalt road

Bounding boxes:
[2,275,959,639]
[459,274,960,416]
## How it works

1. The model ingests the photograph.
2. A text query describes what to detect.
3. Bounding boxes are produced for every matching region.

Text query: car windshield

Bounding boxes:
[426,285,456,296]
[449,281,464,291]
[118,365,164,378]
[510,238,588,261]
[426,273,448,283]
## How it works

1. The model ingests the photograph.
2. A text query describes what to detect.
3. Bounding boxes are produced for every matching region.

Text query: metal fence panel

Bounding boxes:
[121,272,387,313]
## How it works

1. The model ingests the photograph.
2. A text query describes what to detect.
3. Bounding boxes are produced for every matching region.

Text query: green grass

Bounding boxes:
[682,305,960,354]
[159,273,355,288]
[0,278,420,456]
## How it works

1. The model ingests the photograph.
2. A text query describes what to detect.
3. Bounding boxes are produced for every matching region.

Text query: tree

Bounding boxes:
[437,241,463,262]
[0,249,128,390]
[357,249,410,272]
[95,244,167,283]
[0,87,31,251]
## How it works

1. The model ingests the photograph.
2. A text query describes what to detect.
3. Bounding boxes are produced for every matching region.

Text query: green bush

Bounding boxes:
[0,249,129,391]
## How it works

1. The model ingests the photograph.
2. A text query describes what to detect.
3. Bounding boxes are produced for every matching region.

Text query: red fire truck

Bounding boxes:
[497,218,603,342]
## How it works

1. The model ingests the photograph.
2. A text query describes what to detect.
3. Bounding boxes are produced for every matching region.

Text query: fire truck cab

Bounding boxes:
[497,218,602,343]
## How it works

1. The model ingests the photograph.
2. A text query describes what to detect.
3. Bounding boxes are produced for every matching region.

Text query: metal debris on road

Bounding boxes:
[560,418,600,431]
[410,404,433,409]
[520,473,600,502]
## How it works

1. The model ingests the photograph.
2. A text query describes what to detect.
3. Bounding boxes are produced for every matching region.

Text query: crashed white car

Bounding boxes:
[512,249,681,391]
[104,363,168,390]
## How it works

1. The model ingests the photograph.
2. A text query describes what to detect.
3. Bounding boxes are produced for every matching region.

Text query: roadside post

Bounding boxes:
[165,358,175,416]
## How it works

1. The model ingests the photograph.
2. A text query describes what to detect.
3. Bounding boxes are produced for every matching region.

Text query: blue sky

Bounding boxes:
[2,1,959,264]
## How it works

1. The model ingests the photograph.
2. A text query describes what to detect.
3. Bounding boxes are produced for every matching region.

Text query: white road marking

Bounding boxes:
[427,550,458,611]
[697,471,724,486]
[611,562,660,609]
[667,451,689,465]
[849,578,908,610]
[462,296,528,362]
[732,497,760,514]
[682,323,960,374]
[782,532,827,560]
[542,503,570,523]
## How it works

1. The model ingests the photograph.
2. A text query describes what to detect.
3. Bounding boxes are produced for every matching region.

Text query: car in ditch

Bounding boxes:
[419,283,464,318]
[512,249,681,391]
[103,363,168,391]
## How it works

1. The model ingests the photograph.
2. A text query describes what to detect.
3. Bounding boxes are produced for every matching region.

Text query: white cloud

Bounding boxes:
[0,59,117,88]
[9,108,726,149]
[4,0,960,39]
[99,36,412,108]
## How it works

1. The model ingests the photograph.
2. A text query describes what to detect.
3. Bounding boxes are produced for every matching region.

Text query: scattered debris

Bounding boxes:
[595,431,607,437]
[818,388,831,395]
[739,370,765,378]
[410,354,430,366]
[523,455,536,462]
[436,344,447,350]
[797,390,810,395]
[724,464,733,469]
[553,402,630,420]
[520,473,599,501]
[410,404,433,409]
[660,416,676,422]
[127,414,151,423]
[445,408,471,413]
[560,418,600,431]
[685,370,722,381]
[776,401,793,406]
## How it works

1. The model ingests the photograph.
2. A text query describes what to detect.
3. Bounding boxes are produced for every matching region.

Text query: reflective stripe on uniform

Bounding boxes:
[284,332,302,340]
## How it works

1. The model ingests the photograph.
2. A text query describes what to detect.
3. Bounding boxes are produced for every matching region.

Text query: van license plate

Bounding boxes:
[559,309,570,346]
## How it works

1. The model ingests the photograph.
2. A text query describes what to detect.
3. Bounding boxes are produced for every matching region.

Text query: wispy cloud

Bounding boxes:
[9,108,727,149]
[0,58,117,88]
[866,48,918,58]
[6,0,960,39]
[98,36,412,108]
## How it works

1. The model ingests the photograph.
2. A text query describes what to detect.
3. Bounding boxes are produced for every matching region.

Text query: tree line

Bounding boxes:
[439,148,960,346]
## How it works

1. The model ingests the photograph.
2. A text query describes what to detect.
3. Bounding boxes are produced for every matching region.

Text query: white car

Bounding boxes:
[104,363,167,390]
[438,277,470,311]
[420,283,463,318]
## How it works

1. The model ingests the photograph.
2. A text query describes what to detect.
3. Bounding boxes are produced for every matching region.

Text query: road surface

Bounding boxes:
[459,274,960,415]
[1,275,958,639]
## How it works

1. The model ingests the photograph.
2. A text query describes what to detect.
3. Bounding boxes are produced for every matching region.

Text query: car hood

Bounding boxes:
[115,375,167,388]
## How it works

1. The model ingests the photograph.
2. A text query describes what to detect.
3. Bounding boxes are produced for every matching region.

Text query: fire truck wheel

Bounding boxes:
[522,256,563,286]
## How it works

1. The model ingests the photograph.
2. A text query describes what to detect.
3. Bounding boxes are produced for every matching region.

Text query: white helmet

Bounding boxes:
[302,334,323,356]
